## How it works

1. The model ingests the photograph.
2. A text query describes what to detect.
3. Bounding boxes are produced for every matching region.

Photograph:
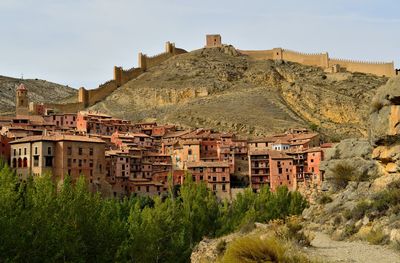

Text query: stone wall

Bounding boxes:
[47,41,187,113]
[282,49,329,68]
[239,48,395,77]
[329,58,394,77]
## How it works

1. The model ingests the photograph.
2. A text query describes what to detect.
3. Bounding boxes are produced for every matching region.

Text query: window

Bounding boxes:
[287,175,290,180]
[78,160,82,167]
[238,167,241,172]
[213,176,216,182]
[222,184,226,191]
[34,156,39,167]
[45,156,53,167]
[200,175,203,181]
[222,176,226,182]
[68,169,71,176]
[67,158,71,167]
[67,147,72,155]
[47,147,52,155]
[18,149,21,155]
[89,148,93,156]
[24,148,27,155]
[12,158,16,168]
[278,168,282,174]
[311,159,314,163]
[78,148,83,155]
[18,158,22,167]
[13,149,16,156]
[146,186,149,192]
[188,149,192,155]
[212,184,216,191]
[34,147,38,155]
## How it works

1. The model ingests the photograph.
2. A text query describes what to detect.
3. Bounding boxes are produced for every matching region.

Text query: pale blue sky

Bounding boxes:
[0,0,399,88]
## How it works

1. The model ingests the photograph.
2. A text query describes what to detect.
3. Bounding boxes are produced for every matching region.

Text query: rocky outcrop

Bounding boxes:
[370,76,400,174]
[303,76,400,250]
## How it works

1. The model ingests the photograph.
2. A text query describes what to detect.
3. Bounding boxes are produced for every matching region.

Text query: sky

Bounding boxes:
[0,0,399,89]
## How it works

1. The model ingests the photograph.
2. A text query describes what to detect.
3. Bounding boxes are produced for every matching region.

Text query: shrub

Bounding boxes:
[343,224,357,238]
[317,193,333,204]
[332,215,341,226]
[342,209,352,220]
[329,162,357,189]
[221,235,314,263]
[351,200,372,220]
[366,228,388,245]
[271,216,312,247]
[371,180,400,213]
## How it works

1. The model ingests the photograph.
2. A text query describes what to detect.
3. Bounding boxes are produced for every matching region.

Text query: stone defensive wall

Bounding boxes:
[328,58,394,78]
[238,48,395,77]
[45,102,86,113]
[49,41,187,113]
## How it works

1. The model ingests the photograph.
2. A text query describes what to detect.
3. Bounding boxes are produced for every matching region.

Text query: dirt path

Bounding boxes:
[305,232,400,263]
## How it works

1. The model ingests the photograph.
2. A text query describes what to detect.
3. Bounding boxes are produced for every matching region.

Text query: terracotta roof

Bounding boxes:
[288,133,319,141]
[186,161,229,168]
[269,151,292,160]
[163,130,191,139]
[10,134,105,144]
[249,149,292,159]
[182,140,200,145]
[17,83,27,91]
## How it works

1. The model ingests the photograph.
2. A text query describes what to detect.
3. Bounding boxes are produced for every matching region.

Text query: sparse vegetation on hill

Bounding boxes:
[90,46,387,139]
[0,75,77,115]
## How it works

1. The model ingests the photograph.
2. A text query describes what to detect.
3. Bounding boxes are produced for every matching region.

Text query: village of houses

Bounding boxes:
[0,84,331,199]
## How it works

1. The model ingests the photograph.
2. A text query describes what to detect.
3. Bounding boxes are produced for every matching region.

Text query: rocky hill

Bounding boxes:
[90,45,387,139]
[0,75,77,115]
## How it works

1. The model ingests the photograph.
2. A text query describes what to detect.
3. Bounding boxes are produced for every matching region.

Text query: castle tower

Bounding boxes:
[16,83,29,116]
[78,87,89,107]
[205,34,222,48]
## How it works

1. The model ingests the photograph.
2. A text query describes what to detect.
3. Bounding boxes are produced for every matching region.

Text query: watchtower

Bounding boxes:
[16,84,29,116]
[205,34,222,48]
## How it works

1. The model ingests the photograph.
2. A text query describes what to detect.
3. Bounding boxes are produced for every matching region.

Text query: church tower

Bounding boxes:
[16,84,29,116]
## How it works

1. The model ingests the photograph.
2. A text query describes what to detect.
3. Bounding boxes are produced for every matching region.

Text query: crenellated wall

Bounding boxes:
[239,48,395,77]
[281,49,329,68]
[329,58,394,77]
[47,41,187,113]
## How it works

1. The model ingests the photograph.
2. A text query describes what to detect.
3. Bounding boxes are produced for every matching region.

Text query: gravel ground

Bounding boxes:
[306,232,400,263]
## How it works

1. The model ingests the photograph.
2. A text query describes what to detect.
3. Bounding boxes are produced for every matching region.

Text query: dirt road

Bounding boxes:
[306,232,400,263]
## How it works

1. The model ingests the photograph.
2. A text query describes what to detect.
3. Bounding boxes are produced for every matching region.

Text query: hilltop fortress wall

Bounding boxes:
[45,35,396,114]
[238,48,395,77]
[47,41,187,113]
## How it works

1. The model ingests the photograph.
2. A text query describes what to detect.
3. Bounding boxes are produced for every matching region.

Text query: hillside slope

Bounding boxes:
[0,75,77,115]
[90,46,387,139]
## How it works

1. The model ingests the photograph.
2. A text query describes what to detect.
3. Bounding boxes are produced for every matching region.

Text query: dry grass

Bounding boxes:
[220,235,316,263]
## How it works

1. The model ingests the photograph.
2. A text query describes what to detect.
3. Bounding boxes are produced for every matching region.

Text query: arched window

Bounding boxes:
[12,158,16,168]
[18,158,22,168]
[23,157,28,168]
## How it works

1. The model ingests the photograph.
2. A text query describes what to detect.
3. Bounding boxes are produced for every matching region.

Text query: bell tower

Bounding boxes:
[16,84,29,116]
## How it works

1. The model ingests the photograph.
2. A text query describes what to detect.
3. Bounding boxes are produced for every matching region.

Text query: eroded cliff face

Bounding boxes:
[91,46,387,139]
[371,76,400,174]
[302,77,400,247]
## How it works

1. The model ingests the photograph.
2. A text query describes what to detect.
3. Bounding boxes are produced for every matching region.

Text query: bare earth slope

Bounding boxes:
[0,75,77,115]
[90,46,387,138]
